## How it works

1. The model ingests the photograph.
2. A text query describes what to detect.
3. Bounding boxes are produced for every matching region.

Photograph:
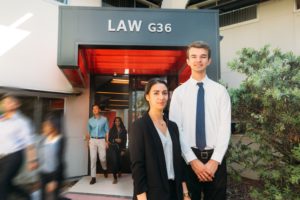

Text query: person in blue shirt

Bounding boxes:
[86,104,109,185]
[39,111,65,200]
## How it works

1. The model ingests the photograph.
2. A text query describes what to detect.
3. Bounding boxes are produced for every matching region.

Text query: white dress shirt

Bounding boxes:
[0,112,33,155]
[169,76,231,163]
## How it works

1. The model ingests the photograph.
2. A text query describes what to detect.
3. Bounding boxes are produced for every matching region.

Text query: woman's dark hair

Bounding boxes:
[144,78,168,100]
[144,78,168,112]
[110,117,126,133]
[44,111,64,134]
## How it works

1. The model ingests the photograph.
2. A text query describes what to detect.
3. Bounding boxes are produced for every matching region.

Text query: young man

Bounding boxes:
[86,104,109,185]
[169,41,231,200]
[0,95,37,200]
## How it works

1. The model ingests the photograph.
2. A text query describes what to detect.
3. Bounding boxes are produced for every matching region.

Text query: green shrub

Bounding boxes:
[227,46,300,200]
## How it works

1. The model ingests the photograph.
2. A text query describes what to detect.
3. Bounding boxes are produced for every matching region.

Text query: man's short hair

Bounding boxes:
[186,41,211,59]
[0,94,20,104]
[0,94,21,109]
[92,104,100,109]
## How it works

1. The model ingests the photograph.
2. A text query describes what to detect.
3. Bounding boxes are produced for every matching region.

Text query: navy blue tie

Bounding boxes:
[196,82,206,150]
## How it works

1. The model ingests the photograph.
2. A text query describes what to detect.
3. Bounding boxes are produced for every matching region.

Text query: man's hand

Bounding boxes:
[27,160,38,171]
[85,134,90,141]
[85,134,90,148]
[190,159,213,182]
[205,159,219,178]
[46,181,57,193]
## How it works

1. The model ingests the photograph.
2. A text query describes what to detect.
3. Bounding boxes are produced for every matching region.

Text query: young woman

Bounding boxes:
[39,112,65,200]
[108,117,127,184]
[129,79,191,200]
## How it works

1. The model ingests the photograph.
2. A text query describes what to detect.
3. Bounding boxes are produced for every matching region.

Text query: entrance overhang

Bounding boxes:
[57,7,220,88]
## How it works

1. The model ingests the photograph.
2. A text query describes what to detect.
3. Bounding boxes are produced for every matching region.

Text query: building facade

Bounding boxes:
[0,0,299,178]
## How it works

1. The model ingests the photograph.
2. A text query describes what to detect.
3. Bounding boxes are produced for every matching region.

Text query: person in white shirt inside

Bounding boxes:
[169,41,231,200]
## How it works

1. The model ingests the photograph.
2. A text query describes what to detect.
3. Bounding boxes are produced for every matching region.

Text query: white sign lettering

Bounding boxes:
[108,19,142,32]
[108,19,172,33]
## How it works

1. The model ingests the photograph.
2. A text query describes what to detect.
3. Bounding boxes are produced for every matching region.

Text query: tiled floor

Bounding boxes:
[63,193,131,200]
[65,174,133,198]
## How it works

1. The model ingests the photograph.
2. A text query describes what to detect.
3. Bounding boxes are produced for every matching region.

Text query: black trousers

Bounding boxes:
[0,150,30,200]
[168,180,178,200]
[108,144,121,178]
[40,172,63,200]
[187,148,227,200]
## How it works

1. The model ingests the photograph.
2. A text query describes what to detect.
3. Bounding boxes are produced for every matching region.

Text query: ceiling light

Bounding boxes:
[96,91,129,95]
[140,81,148,85]
[111,78,129,84]
[109,104,128,107]
[124,68,129,75]
[109,99,129,102]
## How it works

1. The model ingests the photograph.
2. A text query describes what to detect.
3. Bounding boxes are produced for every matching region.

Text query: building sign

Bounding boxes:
[58,7,220,80]
[108,19,172,33]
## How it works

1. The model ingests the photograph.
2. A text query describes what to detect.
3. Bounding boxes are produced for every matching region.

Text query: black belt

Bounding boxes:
[91,136,105,139]
[191,147,214,160]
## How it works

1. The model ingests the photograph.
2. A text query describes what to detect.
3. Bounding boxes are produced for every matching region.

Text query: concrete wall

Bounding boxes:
[0,0,72,93]
[64,86,90,177]
[220,0,300,88]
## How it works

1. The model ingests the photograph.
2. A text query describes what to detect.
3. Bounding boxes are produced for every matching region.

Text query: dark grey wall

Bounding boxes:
[58,7,220,80]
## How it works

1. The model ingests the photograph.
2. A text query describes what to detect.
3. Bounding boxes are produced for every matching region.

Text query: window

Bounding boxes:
[55,0,68,4]
[219,5,257,27]
[0,94,64,133]
[103,0,134,7]
[296,0,300,10]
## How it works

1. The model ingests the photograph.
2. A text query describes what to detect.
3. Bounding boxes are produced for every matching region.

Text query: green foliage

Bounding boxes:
[227,46,300,200]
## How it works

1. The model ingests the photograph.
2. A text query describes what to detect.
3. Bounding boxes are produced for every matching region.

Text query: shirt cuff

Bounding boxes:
[210,151,224,164]
[184,150,198,164]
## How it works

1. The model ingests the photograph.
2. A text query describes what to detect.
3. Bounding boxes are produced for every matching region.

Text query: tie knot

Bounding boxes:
[197,82,203,87]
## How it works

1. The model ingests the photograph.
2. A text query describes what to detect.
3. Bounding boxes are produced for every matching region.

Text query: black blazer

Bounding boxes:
[108,128,127,151]
[129,113,185,200]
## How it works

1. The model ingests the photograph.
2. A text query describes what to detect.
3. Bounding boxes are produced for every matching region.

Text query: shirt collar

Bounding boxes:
[1,111,21,121]
[189,75,209,86]
[93,115,102,119]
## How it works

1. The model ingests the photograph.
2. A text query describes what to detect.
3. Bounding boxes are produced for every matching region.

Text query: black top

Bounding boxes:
[108,126,127,151]
[129,113,185,200]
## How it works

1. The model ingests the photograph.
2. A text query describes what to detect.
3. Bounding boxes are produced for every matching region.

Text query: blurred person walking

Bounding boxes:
[39,112,65,200]
[0,94,37,200]
[107,117,127,184]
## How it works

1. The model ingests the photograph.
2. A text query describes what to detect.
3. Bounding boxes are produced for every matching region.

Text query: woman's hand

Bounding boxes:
[115,138,121,143]
[183,196,191,200]
[46,181,57,193]
[137,192,147,200]
[182,182,191,200]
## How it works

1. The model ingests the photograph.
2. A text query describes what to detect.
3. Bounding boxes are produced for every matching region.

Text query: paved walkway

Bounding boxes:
[64,173,133,199]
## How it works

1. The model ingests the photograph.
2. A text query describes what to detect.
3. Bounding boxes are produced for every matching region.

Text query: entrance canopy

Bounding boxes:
[58,7,220,88]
